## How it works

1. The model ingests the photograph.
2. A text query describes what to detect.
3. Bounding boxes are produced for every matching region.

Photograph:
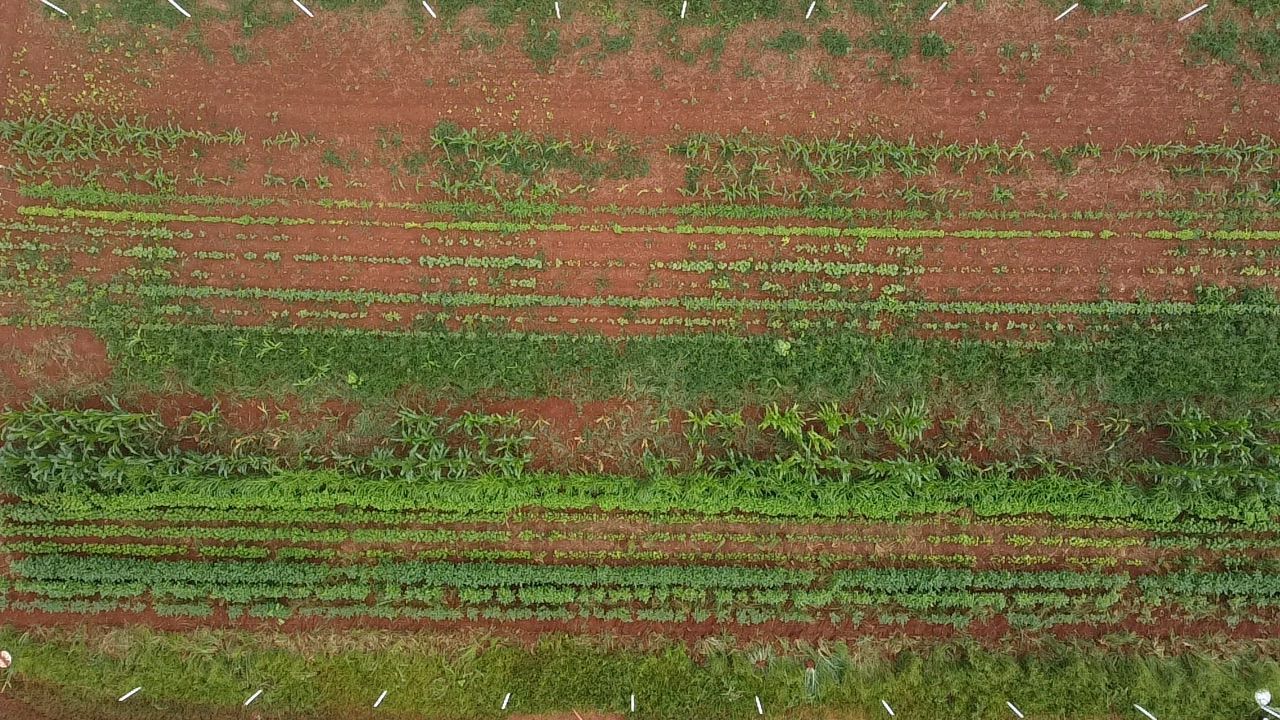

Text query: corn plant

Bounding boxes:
[0,398,170,494]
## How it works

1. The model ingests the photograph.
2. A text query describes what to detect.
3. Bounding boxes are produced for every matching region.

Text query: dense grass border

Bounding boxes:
[2,627,1278,720]
[16,465,1278,524]
[96,307,1280,407]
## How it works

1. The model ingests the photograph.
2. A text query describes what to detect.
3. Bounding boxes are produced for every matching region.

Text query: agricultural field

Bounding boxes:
[2,0,1280,719]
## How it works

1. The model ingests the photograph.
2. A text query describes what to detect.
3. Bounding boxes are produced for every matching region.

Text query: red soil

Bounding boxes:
[3,3,1279,348]
[108,7,1280,156]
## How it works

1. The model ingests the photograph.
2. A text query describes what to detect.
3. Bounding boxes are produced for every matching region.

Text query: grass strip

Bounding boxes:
[1,627,1277,720]
[94,309,1280,407]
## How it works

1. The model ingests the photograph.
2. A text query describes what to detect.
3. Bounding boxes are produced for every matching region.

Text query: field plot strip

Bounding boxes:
[1,14,1279,719]
[5,199,1280,341]
[5,494,1280,638]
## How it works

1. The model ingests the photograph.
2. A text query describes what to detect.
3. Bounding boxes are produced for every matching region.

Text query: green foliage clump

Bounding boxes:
[819,28,853,57]
[1230,0,1280,16]
[523,19,562,73]
[0,398,168,494]
[862,26,912,61]
[918,32,953,60]
[599,32,633,54]
[1189,19,1242,64]
[766,29,808,54]
[1250,30,1280,72]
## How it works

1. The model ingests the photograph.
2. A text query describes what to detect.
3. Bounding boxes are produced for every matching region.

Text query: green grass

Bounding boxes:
[918,31,953,60]
[765,29,808,54]
[600,30,634,54]
[1189,19,1243,64]
[115,0,186,27]
[1230,0,1280,15]
[820,28,853,57]
[320,149,350,172]
[849,0,884,18]
[1250,28,1280,72]
[861,26,912,61]
[92,300,1280,408]
[3,628,1279,720]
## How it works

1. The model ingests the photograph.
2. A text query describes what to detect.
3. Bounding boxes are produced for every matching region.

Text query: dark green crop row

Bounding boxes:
[0,522,511,545]
[9,113,1279,210]
[12,554,816,593]
[80,277,1280,318]
[7,552,1275,634]
[55,270,1279,407]
[6,464,1273,524]
[0,113,244,165]
[5,399,1276,511]
[8,538,1040,569]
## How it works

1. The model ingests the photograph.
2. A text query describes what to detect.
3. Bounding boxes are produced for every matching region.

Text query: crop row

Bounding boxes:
[17,240,929,287]
[671,134,1280,204]
[674,134,1280,171]
[0,305,1133,339]
[16,200,1280,245]
[7,511,1270,555]
[9,490,1280,542]
[14,274,1263,333]
[4,539,1134,571]
[17,114,1278,214]
[82,280,1280,317]
[5,553,1277,633]
[1,598,1136,632]
[5,402,1277,504]
[0,113,245,165]
[3,464,1273,525]
[21,181,1280,227]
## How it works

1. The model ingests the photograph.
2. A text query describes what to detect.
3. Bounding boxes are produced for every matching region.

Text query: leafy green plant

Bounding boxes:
[0,398,170,494]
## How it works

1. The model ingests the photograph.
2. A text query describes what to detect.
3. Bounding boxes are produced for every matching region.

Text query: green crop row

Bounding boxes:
[5,401,1280,520]
[654,258,916,278]
[7,464,1275,524]
[0,525,1147,569]
[7,551,1269,635]
[20,179,1280,227]
[19,193,1280,248]
[10,555,817,593]
[7,202,999,241]
[0,113,244,165]
[73,283,1280,410]
[670,133,1279,205]
[84,279,1280,318]
[0,401,536,494]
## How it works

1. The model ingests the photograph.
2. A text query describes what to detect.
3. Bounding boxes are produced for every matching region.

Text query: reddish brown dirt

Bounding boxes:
[5,2,1280,354]
[0,326,111,404]
[64,6,1280,153]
